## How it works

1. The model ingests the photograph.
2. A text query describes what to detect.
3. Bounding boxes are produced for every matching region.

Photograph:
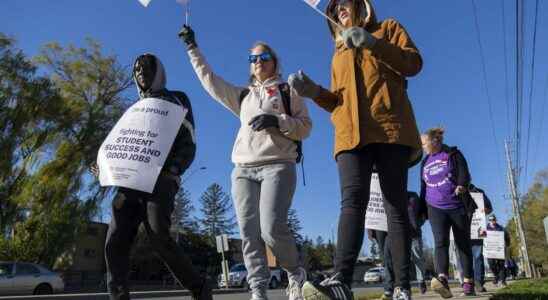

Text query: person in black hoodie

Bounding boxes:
[454,184,493,293]
[101,54,212,300]
[419,127,477,298]
[486,215,511,287]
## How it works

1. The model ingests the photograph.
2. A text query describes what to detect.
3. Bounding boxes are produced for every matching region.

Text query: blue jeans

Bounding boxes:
[456,243,485,285]
[378,232,424,294]
[472,244,485,285]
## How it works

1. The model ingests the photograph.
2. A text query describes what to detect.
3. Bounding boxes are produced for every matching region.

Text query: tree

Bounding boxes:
[287,208,304,246]
[315,236,325,248]
[0,38,133,267]
[0,33,61,236]
[198,183,236,242]
[369,239,380,260]
[171,187,198,233]
[508,169,548,266]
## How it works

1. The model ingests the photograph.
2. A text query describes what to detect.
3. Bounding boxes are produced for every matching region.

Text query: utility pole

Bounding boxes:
[504,140,532,278]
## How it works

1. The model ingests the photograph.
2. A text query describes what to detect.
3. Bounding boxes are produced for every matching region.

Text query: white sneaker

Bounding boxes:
[393,287,412,300]
[287,267,307,300]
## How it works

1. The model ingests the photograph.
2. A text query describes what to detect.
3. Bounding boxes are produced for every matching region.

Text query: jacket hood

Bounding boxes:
[326,0,378,42]
[250,75,283,88]
[133,53,167,98]
[441,144,460,155]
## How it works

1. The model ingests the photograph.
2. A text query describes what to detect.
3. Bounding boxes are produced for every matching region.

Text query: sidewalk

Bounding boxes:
[410,282,501,300]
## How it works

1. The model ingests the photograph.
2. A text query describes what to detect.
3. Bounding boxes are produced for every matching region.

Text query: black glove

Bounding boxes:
[248,114,279,131]
[178,25,197,49]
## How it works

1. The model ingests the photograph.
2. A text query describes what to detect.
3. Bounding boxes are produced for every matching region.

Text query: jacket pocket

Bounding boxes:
[331,106,352,142]
[380,69,404,112]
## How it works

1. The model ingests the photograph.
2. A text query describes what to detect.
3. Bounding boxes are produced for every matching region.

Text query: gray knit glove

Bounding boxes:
[288,70,320,99]
[341,27,376,49]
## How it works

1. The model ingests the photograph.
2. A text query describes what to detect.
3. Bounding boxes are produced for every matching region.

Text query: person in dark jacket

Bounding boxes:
[454,184,493,293]
[487,215,510,287]
[101,53,211,300]
[374,192,428,299]
[419,127,476,298]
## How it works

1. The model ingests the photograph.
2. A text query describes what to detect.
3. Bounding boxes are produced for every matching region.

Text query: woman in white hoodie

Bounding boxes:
[179,26,312,300]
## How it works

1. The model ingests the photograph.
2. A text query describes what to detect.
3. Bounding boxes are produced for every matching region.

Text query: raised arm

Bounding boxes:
[180,25,245,116]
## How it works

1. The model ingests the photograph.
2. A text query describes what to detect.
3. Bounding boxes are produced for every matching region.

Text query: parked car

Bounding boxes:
[0,261,64,296]
[218,263,282,289]
[363,267,384,284]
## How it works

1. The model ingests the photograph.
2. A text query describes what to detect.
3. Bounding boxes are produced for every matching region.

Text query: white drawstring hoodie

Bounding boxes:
[187,48,312,167]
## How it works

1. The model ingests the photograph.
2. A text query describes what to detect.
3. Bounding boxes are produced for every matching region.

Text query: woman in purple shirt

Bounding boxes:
[419,127,477,298]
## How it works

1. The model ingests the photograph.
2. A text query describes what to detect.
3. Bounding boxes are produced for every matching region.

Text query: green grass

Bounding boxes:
[491,278,548,300]
[355,292,383,300]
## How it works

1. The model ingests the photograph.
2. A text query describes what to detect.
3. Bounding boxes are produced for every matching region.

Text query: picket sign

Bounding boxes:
[364,173,388,232]
[97,98,186,193]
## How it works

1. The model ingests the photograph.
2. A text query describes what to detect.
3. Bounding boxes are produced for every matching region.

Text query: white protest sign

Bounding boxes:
[97,98,186,193]
[470,192,487,240]
[365,173,388,232]
[138,0,152,7]
[483,231,506,260]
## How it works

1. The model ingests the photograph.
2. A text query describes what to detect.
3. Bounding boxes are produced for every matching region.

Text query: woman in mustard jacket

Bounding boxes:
[290,1,423,299]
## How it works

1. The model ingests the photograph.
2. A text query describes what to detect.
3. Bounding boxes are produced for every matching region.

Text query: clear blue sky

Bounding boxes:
[3,0,547,251]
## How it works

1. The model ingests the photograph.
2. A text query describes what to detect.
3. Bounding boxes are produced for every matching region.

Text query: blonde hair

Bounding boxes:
[424,127,445,144]
[248,41,281,83]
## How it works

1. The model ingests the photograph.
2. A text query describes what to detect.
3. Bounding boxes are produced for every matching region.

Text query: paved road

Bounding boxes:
[134,287,385,300]
[133,284,500,300]
[0,283,501,300]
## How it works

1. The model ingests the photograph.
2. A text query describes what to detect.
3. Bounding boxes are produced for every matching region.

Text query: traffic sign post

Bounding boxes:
[216,234,230,288]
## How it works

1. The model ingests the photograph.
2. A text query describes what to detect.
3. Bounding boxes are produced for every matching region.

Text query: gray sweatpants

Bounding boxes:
[231,162,300,291]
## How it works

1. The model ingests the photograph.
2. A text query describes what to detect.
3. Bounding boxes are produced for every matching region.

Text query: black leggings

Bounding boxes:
[428,205,473,279]
[334,144,411,289]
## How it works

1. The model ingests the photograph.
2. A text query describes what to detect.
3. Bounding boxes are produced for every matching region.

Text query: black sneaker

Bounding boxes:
[302,273,354,300]
[108,284,130,300]
[419,281,427,294]
[191,281,213,300]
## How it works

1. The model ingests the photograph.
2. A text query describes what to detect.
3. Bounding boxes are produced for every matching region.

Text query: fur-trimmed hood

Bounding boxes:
[326,0,378,42]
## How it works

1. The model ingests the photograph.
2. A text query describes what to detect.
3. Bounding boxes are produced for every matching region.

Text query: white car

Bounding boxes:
[0,262,64,296]
[218,264,282,289]
[363,267,385,284]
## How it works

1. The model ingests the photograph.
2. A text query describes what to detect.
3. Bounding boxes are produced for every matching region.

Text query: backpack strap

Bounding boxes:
[277,83,303,163]
[239,88,250,105]
[278,84,305,186]
[279,83,292,115]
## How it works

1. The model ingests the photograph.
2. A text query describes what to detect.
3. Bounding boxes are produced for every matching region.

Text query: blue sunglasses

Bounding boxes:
[248,52,273,64]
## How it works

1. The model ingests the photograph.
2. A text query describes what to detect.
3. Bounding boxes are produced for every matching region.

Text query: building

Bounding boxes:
[55,222,108,290]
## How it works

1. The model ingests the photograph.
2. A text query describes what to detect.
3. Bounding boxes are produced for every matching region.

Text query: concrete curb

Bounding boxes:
[0,288,247,300]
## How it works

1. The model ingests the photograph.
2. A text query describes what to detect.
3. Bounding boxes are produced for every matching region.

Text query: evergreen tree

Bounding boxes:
[287,208,304,246]
[198,183,236,242]
[369,239,380,260]
[171,187,198,233]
